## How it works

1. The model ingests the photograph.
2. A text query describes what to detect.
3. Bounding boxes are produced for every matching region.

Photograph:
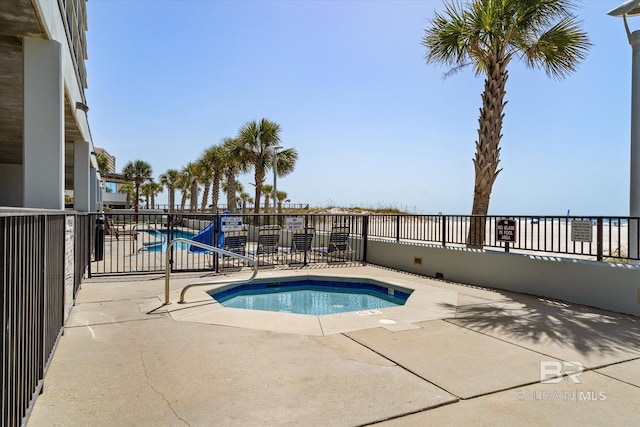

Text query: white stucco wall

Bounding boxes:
[367,240,640,317]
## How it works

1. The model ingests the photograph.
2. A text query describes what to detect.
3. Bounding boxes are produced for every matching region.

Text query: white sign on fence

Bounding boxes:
[571,220,593,242]
[285,217,305,230]
[220,216,243,232]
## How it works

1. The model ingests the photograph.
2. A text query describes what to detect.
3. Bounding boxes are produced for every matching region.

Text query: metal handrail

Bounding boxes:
[164,238,258,305]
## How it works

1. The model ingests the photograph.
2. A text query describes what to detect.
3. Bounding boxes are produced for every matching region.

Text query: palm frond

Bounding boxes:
[522,15,591,79]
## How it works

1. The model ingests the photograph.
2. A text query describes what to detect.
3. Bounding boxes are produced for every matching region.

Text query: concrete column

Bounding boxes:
[630,30,640,260]
[23,38,64,210]
[90,167,100,212]
[73,141,90,212]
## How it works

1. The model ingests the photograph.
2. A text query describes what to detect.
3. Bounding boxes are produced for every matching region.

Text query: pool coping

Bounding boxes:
[160,268,460,336]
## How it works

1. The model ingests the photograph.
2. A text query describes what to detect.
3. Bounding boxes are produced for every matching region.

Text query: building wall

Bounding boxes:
[0,0,98,211]
[367,240,640,317]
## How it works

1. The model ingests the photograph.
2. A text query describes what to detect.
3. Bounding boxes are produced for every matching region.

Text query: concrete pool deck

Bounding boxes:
[27,266,640,426]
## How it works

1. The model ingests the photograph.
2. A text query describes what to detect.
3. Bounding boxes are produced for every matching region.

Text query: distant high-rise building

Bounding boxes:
[95,147,117,174]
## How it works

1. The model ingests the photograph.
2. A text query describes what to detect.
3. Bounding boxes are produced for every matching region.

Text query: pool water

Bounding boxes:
[211,279,411,315]
[141,229,194,252]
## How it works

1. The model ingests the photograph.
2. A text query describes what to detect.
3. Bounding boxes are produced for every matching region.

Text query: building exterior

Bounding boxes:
[0,0,101,212]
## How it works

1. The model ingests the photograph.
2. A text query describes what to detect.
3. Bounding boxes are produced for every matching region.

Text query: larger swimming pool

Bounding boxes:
[210,277,412,316]
[140,229,194,252]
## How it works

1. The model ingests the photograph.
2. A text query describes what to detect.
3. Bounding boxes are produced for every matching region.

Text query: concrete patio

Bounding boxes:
[27,266,640,426]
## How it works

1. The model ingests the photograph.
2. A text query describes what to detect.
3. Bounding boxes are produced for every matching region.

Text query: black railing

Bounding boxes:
[90,213,367,276]
[368,215,639,261]
[1,210,91,427]
[148,203,311,213]
[3,209,639,424]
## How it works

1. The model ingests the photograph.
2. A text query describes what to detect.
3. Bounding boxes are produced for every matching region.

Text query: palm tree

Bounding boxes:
[198,144,225,213]
[141,181,162,209]
[176,171,190,212]
[159,169,180,212]
[222,137,249,213]
[122,160,153,213]
[181,162,202,212]
[96,153,110,177]
[118,182,135,209]
[262,184,273,212]
[234,118,298,214]
[140,182,154,209]
[239,192,252,214]
[422,0,590,248]
[276,190,287,212]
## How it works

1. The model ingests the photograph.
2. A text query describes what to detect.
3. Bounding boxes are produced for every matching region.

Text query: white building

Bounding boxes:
[0,0,101,212]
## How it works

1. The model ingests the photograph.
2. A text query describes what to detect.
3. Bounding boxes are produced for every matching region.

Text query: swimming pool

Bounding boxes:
[210,277,412,315]
[140,229,194,252]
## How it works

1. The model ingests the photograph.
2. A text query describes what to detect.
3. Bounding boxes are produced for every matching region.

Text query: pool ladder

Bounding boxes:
[163,238,258,305]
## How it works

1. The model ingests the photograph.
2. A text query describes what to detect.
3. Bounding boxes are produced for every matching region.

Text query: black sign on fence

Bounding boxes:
[497,219,517,243]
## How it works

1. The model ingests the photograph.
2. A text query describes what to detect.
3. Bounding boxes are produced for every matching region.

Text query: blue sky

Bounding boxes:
[87,0,632,215]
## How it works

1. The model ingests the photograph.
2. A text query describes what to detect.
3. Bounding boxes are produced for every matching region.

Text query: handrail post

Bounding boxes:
[597,217,603,261]
[441,215,447,247]
[363,215,369,264]
[395,215,400,243]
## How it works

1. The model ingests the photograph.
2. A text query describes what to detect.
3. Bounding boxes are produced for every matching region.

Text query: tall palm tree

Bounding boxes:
[159,169,180,212]
[276,190,287,212]
[198,144,225,213]
[222,137,249,213]
[234,118,298,214]
[141,181,162,209]
[422,0,590,247]
[122,160,153,213]
[239,192,252,214]
[176,171,190,212]
[140,182,154,209]
[262,184,273,212]
[118,182,135,209]
[181,162,202,212]
[96,152,110,177]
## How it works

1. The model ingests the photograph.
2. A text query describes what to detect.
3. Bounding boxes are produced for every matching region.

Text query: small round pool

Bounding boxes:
[210,277,412,316]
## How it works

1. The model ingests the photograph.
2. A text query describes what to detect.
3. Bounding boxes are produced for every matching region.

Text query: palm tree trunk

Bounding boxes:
[180,191,187,212]
[190,182,198,212]
[201,181,211,212]
[168,188,175,213]
[227,173,237,213]
[211,174,220,213]
[253,168,265,214]
[467,62,507,248]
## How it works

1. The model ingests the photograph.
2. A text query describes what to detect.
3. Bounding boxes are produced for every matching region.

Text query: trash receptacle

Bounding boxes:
[95,217,105,261]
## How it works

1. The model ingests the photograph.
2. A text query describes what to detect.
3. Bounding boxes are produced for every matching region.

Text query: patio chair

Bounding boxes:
[105,218,137,240]
[279,227,315,263]
[222,230,248,256]
[312,226,352,261]
[248,226,281,263]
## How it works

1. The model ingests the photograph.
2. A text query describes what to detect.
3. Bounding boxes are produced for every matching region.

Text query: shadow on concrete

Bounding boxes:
[441,298,640,357]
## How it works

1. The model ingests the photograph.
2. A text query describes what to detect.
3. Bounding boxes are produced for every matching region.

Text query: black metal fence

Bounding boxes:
[1,210,90,427]
[3,210,638,425]
[368,215,639,261]
[89,213,640,277]
[89,213,367,276]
